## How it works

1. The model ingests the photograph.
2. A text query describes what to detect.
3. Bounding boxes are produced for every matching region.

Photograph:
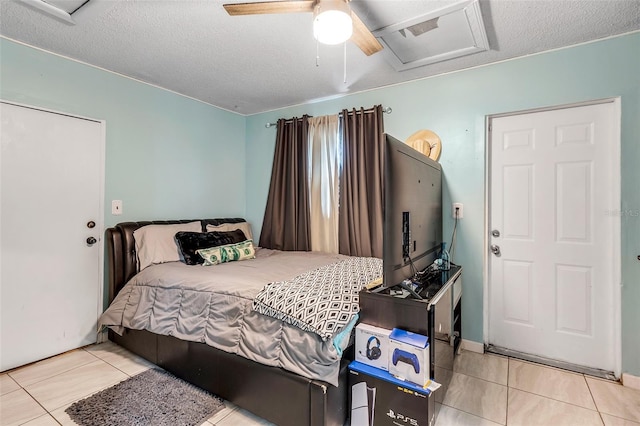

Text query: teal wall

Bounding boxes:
[2,32,638,377]
[0,38,246,228]
[246,32,640,376]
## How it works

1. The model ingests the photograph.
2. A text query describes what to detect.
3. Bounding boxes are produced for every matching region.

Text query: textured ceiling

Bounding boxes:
[1,0,639,115]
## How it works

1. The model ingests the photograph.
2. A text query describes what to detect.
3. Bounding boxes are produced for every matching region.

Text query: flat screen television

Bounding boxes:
[383,134,442,287]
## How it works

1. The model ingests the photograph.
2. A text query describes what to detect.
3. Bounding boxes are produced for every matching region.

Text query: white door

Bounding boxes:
[0,101,104,371]
[488,100,619,373]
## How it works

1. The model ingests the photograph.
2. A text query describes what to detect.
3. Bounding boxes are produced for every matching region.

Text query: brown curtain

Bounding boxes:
[338,105,385,258]
[259,116,311,251]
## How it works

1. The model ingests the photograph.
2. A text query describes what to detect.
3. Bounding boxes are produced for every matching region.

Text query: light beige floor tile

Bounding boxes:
[435,366,454,404]
[22,413,61,426]
[84,341,155,376]
[214,407,275,426]
[442,372,507,425]
[587,377,640,423]
[82,340,124,360]
[453,351,508,385]
[508,388,602,426]
[24,359,128,411]
[0,388,47,426]
[0,373,21,395]
[435,404,503,425]
[206,401,239,423]
[508,359,596,410]
[8,349,96,388]
[435,339,455,370]
[49,403,79,426]
[602,413,640,426]
[17,342,635,426]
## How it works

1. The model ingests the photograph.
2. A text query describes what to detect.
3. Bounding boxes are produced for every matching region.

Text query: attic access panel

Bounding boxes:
[44,0,88,14]
[373,0,489,71]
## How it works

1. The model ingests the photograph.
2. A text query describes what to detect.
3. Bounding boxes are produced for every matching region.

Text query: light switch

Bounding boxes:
[112,200,123,215]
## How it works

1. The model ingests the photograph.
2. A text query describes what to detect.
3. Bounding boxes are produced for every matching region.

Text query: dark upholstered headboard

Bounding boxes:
[105,218,246,303]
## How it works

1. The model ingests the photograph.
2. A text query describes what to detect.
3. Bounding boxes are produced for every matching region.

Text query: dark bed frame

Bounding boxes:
[105,219,350,426]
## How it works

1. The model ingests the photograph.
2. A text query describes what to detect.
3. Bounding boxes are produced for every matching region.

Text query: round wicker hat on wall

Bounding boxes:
[405,129,442,161]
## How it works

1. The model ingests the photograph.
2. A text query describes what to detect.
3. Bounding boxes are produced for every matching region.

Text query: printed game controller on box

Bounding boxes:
[388,328,430,386]
[391,348,420,374]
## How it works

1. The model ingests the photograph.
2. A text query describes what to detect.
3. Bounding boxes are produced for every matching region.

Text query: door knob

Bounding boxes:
[86,237,97,245]
[491,229,500,237]
[490,244,501,256]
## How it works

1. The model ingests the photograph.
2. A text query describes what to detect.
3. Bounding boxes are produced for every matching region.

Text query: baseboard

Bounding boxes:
[622,373,640,390]
[461,339,484,354]
[97,329,108,344]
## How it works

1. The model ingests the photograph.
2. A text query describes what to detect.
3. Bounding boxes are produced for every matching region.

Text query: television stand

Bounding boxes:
[359,265,462,385]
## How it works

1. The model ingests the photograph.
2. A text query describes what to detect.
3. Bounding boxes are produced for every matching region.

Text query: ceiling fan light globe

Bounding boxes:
[313,7,353,45]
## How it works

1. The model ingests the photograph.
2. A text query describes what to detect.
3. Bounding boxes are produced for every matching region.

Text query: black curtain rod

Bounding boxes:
[265,106,392,128]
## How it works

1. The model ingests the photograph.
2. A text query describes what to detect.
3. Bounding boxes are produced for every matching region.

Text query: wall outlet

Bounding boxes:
[112,200,123,215]
[453,203,463,219]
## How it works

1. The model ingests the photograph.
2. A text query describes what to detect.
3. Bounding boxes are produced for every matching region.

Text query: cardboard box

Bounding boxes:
[349,361,435,426]
[355,323,391,371]
[388,328,430,386]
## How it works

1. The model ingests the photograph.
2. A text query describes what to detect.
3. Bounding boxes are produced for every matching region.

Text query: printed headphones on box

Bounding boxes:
[366,336,381,360]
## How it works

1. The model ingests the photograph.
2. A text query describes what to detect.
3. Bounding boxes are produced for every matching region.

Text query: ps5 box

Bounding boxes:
[388,328,430,387]
[348,361,435,426]
[355,323,391,370]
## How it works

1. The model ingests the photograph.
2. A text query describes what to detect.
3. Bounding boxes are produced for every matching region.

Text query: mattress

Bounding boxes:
[99,248,359,386]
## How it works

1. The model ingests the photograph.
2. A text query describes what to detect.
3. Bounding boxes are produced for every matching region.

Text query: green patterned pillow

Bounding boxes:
[197,239,255,266]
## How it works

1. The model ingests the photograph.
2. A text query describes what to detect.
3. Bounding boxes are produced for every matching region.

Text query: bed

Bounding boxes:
[101,218,380,426]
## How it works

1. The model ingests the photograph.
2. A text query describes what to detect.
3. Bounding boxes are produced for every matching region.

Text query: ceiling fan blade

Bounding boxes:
[223,1,314,15]
[350,10,383,56]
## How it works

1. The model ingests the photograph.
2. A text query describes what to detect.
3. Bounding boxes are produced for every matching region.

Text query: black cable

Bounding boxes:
[405,210,460,281]
[449,209,459,261]
[406,254,418,279]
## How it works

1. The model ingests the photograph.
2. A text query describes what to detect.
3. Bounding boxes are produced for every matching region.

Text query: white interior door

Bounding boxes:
[1,101,104,371]
[488,100,619,373]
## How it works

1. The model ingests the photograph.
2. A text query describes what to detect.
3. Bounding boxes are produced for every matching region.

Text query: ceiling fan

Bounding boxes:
[223,0,384,56]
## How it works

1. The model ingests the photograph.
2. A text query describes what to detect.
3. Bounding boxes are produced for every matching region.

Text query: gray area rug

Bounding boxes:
[65,368,224,426]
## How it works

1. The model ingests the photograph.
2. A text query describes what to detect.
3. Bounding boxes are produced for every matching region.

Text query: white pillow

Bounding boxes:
[206,221,253,242]
[134,221,201,271]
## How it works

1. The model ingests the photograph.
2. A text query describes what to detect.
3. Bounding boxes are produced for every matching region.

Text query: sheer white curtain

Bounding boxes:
[307,115,341,253]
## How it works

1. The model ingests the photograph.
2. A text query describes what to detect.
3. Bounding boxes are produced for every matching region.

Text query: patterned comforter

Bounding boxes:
[253,257,382,341]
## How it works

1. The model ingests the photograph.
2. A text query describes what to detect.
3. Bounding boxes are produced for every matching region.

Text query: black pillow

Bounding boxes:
[175,229,247,265]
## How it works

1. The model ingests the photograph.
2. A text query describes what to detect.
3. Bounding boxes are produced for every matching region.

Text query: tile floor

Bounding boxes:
[1,342,639,426]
